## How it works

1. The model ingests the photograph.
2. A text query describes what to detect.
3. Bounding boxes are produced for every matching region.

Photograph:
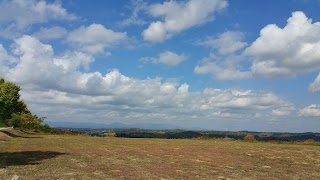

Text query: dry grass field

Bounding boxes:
[1,129,320,180]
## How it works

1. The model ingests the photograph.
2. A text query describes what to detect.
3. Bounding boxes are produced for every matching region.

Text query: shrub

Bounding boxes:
[106,129,116,138]
[9,113,45,130]
[244,134,256,142]
[40,124,54,133]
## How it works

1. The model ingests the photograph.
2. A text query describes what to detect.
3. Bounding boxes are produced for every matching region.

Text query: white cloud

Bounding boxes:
[22,84,292,123]
[7,35,95,94]
[194,54,251,80]
[141,51,187,66]
[53,51,94,72]
[194,11,320,85]
[0,0,77,27]
[142,0,228,42]
[119,0,147,27]
[309,73,320,93]
[0,44,16,65]
[212,110,232,118]
[143,21,168,42]
[0,36,293,125]
[33,26,67,40]
[0,0,77,38]
[272,109,291,116]
[201,89,292,111]
[0,24,21,39]
[244,11,320,77]
[0,44,15,75]
[299,104,320,117]
[194,31,249,80]
[199,31,248,54]
[67,24,128,55]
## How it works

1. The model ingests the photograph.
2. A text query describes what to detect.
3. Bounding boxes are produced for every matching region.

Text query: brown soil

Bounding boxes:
[0,132,11,140]
[0,134,319,179]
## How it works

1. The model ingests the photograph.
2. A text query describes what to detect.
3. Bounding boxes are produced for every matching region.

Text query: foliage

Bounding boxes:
[244,134,256,142]
[9,113,45,130]
[94,129,320,142]
[0,78,30,125]
[39,124,63,134]
[0,78,54,132]
[40,124,54,132]
[0,121,6,127]
[106,129,116,138]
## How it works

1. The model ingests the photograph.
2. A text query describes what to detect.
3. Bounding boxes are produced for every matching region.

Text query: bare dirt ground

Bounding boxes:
[0,131,319,179]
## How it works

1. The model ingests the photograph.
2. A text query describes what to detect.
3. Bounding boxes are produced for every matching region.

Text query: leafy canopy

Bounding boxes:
[0,78,33,126]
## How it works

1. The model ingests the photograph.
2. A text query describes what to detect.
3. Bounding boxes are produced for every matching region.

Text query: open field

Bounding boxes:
[1,130,320,179]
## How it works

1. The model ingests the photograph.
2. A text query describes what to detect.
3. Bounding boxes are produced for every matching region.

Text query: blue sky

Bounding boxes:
[1,0,320,132]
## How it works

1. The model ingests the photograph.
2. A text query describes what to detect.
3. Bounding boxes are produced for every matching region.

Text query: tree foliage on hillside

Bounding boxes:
[0,78,49,131]
[9,113,45,129]
[0,78,30,124]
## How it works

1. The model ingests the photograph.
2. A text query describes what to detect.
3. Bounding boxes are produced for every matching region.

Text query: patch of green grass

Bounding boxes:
[1,133,320,179]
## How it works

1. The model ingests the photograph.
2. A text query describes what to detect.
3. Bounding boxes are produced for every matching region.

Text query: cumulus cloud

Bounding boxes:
[22,83,293,124]
[33,26,68,40]
[199,31,248,54]
[141,51,187,66]
[244,11,320,77]
[0,44,16,64]
[299,104,320,117]
[196,11,320,88]
[9,35,69,89]
[142,0,228,42]
[0,36,293,125]
[309,73,320,93]
[67,24,128,55]
[201,89,292,111]
[0,0,76,38]
[194,54,251,80]
[0,44,16,75]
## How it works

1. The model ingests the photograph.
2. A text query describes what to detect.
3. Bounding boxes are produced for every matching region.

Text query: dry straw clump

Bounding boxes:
[303,139,318,145]
[243,134,256,142]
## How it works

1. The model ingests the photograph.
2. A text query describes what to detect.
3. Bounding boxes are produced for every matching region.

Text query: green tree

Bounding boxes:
[0,78,30,125]
[0,78,55,132]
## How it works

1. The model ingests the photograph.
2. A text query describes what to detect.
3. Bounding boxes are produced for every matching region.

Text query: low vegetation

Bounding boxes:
[244,134,257,142]
[106,129,117,138]
[1,130,320,179]
[84,128,320,142]
[0,78,56,133]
